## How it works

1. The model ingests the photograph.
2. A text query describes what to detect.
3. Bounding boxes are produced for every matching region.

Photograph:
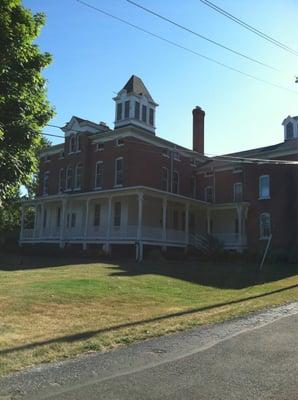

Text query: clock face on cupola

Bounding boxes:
[113,75,158,135]
[282,116,298,140]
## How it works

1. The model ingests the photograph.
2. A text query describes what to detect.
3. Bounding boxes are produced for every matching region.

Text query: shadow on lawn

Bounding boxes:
[0,282,297,357]
[108,261,298,289]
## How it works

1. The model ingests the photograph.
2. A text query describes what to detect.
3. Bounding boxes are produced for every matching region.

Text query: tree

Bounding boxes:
[0,0,54,201]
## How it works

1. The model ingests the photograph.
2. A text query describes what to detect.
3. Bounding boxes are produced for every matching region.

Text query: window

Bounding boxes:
[173,170,179,194]
[114,202,121,226]
[173,210,179,229]
[96,143,104,151]
[69,135,76,153]
[234,182,243,202]
[59,150,64,159]
[191,175,197,198]
[58,168,64,192]
[260,213,271,239]
[204,170,213,177]
[57,207,61,227]
[135,101,140,119]
[142,105,147,122]
[115,138,124,147]
[259,175,270,199]
[149,108,154,126]
[205,186,213,202]
[173,151,180,161]
[43,171,49,195]
[75,163,82,189]
[191,159,199,167]
[94,204,101,226]
[66,166,73,190]
[116,103,122,121]
[162,148,170,158]
[71,213,76,228]
[161,167,169,191]
[76,135,81,152]
[43,209,47,228]
[95,161,103,188]
[44,155,50,163]
[115,157,123,186]
[124,101,130,119]
[286,122,294,139]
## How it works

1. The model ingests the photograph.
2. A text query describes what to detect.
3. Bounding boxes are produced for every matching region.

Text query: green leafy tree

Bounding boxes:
[0,0,54,202]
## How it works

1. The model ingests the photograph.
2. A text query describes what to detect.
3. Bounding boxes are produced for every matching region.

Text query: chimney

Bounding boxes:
[192,106,205,154]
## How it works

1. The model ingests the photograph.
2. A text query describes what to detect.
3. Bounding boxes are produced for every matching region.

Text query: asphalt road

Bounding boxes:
[1,303,297,400]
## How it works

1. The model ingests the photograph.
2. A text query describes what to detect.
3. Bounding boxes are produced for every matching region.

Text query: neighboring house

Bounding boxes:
[19,75,298,260]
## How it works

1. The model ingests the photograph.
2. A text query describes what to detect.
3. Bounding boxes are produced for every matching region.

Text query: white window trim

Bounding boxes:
[74,163,82,190]
[58,168,64,193]
[259,175,270,200]
[259,212,271,240]
[66,165,73,191]
[94,161,103,189]
[96,143,104,152]
[114,157,124,187]
[115,138,124,147]
[161,167,169,192]
[173,170,180,194]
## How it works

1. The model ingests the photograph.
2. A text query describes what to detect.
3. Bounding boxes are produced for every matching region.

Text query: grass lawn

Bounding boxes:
[0,253,297,376]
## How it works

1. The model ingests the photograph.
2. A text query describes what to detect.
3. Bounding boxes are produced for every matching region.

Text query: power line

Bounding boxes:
[75,0,297,95]
[126,0,278,72]
[44,123,298,166]
[199,0,298,57]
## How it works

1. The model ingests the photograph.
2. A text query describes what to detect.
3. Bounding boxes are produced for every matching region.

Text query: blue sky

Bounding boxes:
[24,0,298,155]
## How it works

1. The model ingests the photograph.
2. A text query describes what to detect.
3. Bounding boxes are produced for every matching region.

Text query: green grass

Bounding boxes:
[0,254,297,376]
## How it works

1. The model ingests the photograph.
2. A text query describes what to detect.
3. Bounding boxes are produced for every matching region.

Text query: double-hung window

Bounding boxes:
[58,169,64,192]
[95,161,103,189]
[172,170,179,194]
[260,213,271,239]
[161,167,169,191]
[124,101,130,119]
[205,186,213,203]
[75,163,82,189]
[94,204,101,226]
[66,166,73,190]
[43,171,49,195]
[135,101,140,119]
[116,103,122,121]
[259,175,270,199]
[115,157,123,186]
[234,182,243,202]
[142,105,147,122]
[114,202,121,227]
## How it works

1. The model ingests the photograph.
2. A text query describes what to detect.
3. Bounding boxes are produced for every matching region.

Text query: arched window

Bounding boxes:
[75,163,82,189]
[286,122,294,139]
[66,166,73,190]
[69,135,76,153]
[260,213,271,239]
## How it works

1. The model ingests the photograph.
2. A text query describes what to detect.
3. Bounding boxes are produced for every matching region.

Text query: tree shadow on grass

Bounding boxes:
[0,282,296,357]
[108,261,298,289]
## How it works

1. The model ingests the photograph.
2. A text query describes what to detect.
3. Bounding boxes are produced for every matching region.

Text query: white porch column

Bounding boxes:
[59,199,67,248]
[20,204,25,241]
[105,196,112,255]
[162,197,167,243]
[137,192,144,261]
[207,209,211,235]
[185,203,190,245]
[83,198,90,250]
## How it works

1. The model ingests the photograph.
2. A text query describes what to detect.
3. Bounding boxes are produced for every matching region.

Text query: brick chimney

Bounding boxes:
[192,106,205,154]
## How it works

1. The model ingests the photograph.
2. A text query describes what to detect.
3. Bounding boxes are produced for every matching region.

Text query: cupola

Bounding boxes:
[113,75,158,134]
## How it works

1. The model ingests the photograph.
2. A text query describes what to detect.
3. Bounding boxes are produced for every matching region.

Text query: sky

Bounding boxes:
[23,0,298,155]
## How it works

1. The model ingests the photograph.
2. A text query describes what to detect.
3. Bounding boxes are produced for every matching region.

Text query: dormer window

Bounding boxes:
[149,108,154,126]
[286,122,294,139]
[69,135,76,153]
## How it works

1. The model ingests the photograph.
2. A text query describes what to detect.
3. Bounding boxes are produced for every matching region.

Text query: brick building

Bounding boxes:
[20,76,298,260]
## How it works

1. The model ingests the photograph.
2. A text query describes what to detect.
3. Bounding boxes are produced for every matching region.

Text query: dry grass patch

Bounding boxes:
[0,254,297,376]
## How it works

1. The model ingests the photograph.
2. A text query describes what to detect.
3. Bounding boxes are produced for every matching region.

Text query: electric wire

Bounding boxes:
[75,0,298,95]
[43,124,298,166]
[126,0,278,72]
[199,0,298,57]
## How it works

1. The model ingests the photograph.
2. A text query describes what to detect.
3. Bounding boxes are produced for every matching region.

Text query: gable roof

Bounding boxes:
[121,75,156,104]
